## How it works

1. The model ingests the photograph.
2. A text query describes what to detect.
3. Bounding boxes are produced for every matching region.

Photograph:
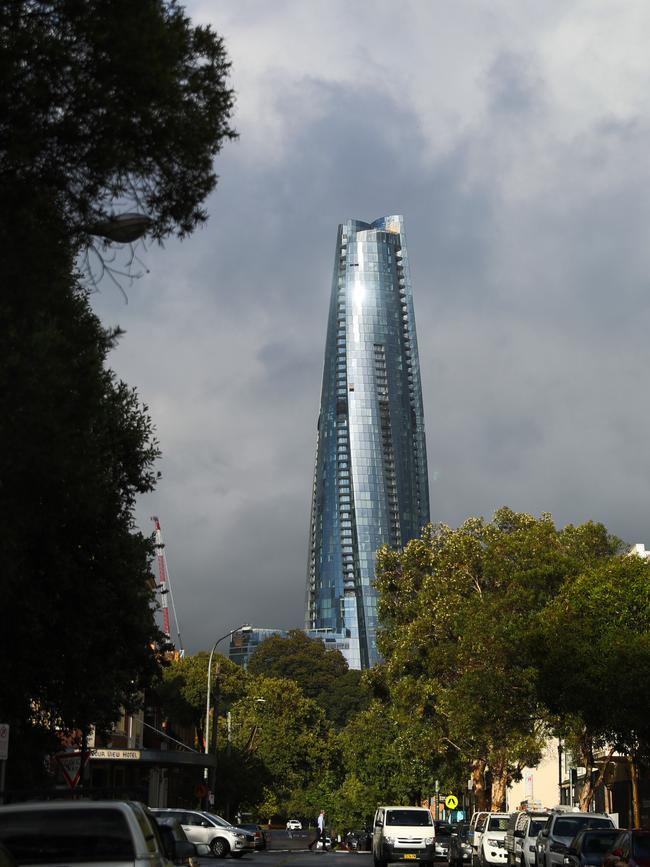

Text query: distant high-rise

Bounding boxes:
[305,216,430,669]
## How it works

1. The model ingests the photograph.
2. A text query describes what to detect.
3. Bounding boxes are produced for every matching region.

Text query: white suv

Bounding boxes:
[478,814,510,867]
[150,809,254,858]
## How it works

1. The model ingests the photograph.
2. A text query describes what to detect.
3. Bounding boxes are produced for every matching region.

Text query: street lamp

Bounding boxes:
[87,212,153,243]
[204,624,252,807]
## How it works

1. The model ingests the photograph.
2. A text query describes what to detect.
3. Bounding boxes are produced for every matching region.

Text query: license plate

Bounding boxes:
[404,855,417,859]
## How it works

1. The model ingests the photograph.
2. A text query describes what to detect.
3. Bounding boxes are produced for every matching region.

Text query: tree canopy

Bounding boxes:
[374,507,622,809]
[0,0,236,245]
[0,0,237,788]
[247,629,371,728]
[0,198,163,781]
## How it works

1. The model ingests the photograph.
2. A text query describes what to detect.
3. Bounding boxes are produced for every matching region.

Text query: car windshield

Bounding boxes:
[488,818,509,832]
[581,833,619,854]
[554,818,611,838]
[386,810,433,827]
[0,808,135,864]
[436,825,453,837]
[529,820,549,838]
[207,814,232,828]
[634,835,650,858]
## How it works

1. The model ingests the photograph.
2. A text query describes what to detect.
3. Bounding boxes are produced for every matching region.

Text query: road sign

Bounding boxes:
[0,725,9,761]
[54,751,86,789]
[445,795,459,810]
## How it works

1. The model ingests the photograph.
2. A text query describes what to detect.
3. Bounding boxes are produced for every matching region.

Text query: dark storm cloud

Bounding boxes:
[90,1,650,652]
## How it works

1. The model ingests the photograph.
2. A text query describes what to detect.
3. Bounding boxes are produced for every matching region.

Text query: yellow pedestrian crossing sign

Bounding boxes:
[444,795,459,810]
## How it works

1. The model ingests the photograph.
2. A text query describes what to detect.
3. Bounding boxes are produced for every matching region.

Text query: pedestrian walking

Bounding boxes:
[308,810,326,850]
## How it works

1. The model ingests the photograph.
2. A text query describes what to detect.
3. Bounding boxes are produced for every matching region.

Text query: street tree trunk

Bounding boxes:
[471,758,489,812]
[576,732,595,811]
[490,751,510,811]
[627,755,641,828]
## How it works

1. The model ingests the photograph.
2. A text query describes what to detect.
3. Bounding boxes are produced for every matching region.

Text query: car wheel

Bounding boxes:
[210,838,230,858]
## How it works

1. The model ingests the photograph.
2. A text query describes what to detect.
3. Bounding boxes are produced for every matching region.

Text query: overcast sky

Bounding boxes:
[91,0,650,655]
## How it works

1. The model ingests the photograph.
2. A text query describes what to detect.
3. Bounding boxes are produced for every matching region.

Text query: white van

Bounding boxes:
[372,806,435,867]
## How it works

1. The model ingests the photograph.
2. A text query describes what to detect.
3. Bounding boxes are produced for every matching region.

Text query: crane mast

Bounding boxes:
[151,516,184,655]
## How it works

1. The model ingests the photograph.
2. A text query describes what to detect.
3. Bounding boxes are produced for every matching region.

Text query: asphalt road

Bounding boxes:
[197,830,372,867]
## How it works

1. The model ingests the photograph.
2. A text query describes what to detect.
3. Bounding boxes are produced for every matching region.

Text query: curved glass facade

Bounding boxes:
[305,216,430,669]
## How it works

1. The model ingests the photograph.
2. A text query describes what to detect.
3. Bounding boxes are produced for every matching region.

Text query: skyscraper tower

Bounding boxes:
[305,216,430,669]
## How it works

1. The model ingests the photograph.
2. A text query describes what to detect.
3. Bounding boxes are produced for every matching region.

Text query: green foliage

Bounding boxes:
[157,652,248,749]
[537,554,650,750]
[0,0,236,242]
[247,629,370,728]
[222,676,335,818]
[374,508,621,806]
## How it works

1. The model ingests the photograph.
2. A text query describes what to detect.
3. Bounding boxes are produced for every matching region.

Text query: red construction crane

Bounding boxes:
[151,516,184,655]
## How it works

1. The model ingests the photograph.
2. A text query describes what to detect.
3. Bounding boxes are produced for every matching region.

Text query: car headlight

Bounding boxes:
[384,836,396,845]
[487,839,500,846]
[234,833,245,840]
[425,837,435,845]
[462,844,473,853]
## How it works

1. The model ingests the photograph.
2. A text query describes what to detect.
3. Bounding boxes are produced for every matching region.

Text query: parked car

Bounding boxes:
[434,822,453,861]
[0,800,174,867]
[236,824,269,850]
[448,824,473,867]
[478,814,511,867]
[372,805,436,867]
[602,830,650,867]
[286,819,302,831]
[155,817,208,867]
[563,828,621,867]
[150,808,254,858]
[470,813,490,861]
[535,811,615,867]
[506,813,550,867]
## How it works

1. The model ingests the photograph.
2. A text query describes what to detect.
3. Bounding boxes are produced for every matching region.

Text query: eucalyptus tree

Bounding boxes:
[374,508,620,810]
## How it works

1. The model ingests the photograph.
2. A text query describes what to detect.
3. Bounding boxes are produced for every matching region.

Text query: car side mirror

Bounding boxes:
[541,829,549,838]
[375,820,383,828]
[514,831,524,838]
[201,821,210,827]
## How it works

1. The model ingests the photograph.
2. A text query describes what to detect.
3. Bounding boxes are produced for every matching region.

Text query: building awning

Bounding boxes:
[89,748,216,768]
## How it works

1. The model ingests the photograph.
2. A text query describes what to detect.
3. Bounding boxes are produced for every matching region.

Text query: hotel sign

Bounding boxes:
[91,749,141,760]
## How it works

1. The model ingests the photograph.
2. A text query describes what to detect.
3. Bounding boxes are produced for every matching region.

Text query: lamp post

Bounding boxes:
[204,624,252,808]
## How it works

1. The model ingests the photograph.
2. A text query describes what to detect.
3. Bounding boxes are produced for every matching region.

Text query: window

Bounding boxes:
[488,817,509,832]
[0,808,135,863]
[385,810,433,827]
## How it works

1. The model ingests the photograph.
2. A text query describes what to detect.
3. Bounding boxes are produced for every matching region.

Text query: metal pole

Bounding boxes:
[203,625,251,809]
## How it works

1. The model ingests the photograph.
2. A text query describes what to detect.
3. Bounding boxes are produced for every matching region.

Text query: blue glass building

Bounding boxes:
[305,216,430,669]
